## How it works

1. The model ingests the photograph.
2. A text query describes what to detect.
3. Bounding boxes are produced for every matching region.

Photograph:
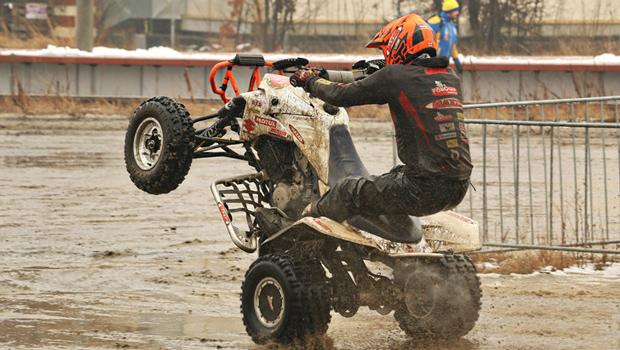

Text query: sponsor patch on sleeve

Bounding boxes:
[425,68,448,75]
[434,132,458,141]
[426,98,463,110]
[432,81,458,96]
[459,123,469,144]
[450,150,461,160]
[446,139,459,148]
[439,123,456,132]
[434,113,453,123]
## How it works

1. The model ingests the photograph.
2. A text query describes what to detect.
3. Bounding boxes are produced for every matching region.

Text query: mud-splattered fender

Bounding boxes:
[421,211,481,252]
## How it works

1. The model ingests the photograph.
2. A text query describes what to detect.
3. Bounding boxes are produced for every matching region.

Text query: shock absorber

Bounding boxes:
[202,96,247,138]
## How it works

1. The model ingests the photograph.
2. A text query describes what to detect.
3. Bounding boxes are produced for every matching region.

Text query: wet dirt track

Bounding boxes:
[0,114,619,350]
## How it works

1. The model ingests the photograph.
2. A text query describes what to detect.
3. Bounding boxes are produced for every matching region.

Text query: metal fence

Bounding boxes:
[393,96,620,254]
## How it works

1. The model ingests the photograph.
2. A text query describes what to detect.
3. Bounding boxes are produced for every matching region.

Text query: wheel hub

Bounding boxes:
[254,277,285,328]
[146,131,161,153]
[403,270,441,319]
[133,117,164,170]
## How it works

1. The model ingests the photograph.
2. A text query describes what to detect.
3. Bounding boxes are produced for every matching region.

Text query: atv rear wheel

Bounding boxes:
[241,254,331,344]
[124,96,195,194]
[393,254,481,341]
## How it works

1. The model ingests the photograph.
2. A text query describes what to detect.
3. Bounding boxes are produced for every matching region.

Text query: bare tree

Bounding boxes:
[296,0,327,36]
[393,0,438,18]
[248,0,296,51]
[468,0,481,34]
[226,0,245,46]
[468,0,544,51]
[225,0,297,51]
[394,0,405,17]
[94,0,115,45]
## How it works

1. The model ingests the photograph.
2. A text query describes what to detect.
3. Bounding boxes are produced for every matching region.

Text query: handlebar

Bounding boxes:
[320,59,384,83]
[320,70,368,84]
[208,54,381,103]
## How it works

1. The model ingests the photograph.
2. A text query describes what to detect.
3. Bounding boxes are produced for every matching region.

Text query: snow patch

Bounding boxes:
[0,45,377,63]
[550,262,620,278]
[532,263,620,279]
[2,45,619,66]
[463,53,620,66]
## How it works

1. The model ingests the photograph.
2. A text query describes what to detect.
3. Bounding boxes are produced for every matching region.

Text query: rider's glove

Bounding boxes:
[290,69,319,92]
[352,59,385,75]
[454,58,464,75]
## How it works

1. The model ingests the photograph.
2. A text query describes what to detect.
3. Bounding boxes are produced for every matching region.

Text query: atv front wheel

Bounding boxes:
[241,254,331,344]
[124,96,195,194]
[393,254,481,341]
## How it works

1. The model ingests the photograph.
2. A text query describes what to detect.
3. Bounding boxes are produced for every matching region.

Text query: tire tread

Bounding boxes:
[394,254,481,341]
[124,96,194,194]
[241,254,331,344]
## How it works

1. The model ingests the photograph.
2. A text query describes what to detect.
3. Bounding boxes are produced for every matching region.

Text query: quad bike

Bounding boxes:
[124,54,482,344]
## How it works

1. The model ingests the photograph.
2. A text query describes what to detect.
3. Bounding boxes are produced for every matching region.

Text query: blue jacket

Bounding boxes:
[427,12,461,66]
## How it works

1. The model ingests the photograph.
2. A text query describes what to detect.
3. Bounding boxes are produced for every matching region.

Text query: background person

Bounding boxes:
[428,0,464,74]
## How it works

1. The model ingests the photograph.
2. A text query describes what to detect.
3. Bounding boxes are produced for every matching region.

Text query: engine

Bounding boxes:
[254,137,318,218]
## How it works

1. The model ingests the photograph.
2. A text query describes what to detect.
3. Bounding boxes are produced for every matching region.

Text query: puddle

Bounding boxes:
[0,296,247,349]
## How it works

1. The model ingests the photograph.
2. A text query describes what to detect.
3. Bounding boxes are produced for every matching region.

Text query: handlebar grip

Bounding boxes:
[321,70,355,84]
[320,70,367,84]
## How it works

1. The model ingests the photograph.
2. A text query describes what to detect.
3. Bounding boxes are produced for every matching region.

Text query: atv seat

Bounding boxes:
[328,125,422,244]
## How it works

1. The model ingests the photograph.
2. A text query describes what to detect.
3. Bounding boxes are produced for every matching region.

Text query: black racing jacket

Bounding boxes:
[307,57,473,180]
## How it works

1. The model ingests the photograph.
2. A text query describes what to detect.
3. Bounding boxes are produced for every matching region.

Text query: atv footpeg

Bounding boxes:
[210,172,271,252]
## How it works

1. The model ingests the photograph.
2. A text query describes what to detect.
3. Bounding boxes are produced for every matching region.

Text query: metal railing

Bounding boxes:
[395,95,620,253]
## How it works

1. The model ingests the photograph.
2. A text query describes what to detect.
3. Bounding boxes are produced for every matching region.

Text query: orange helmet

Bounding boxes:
[367,14,436,65]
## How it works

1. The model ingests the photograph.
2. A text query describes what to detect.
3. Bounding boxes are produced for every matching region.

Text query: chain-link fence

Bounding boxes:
[463,96,620,253]
[392,96,620,253]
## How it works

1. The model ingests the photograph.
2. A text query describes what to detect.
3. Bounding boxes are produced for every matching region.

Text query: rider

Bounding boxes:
[290,13,472,224]
[427,0,463,74]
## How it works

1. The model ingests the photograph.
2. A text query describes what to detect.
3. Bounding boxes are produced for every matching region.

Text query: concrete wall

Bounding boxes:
[2,56,619,103]
[463,70,620,101]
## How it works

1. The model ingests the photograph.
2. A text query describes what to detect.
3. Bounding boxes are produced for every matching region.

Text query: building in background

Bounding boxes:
[95,0,423,50]
[541,0,620,37]
[1,0,51,37]
[0,0,79,38]
[97,0,620,51]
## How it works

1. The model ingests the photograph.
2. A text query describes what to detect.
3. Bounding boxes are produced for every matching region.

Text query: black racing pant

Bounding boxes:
[315,165,470,222]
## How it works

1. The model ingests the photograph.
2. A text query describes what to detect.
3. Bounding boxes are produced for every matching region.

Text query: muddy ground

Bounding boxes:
[0,113,619,350]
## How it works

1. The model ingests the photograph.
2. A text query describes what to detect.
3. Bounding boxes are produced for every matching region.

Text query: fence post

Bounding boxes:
[482,123,488,242]
[526,106,535,244]
[571,103,579,243]
[496,107,505,242]
[601,102,610,240]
